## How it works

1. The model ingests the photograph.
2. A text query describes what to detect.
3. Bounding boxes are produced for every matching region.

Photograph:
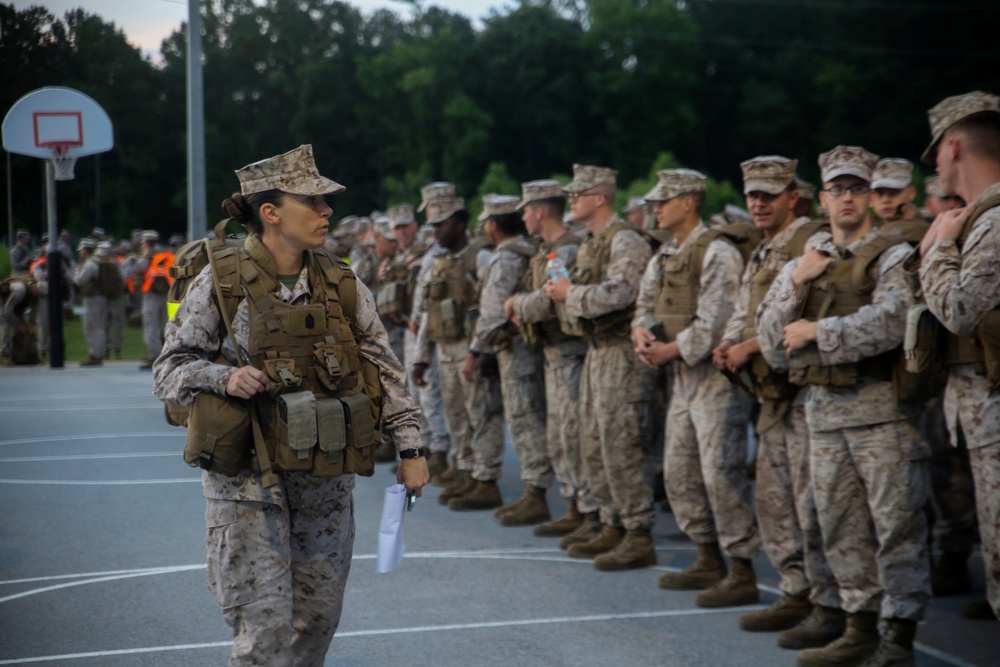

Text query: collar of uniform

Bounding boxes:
[972,181,1000,210]
[244,233,276,276]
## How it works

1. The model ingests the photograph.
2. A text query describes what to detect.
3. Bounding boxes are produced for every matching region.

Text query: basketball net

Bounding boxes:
[49,143,78,181]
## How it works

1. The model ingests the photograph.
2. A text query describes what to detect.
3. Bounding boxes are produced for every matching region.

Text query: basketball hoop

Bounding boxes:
[48,142,79,181]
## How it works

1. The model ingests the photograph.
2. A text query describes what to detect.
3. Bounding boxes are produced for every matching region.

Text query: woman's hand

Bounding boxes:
[226,365,270,399]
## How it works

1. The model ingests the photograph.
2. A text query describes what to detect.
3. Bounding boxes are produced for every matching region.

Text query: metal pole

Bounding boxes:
[187,0,207,241]
[5,151,11,247]
[46,160,65,369]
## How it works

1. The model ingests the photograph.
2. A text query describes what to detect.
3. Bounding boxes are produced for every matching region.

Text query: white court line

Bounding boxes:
[0,478,199,485]
[0,393,152,402]
[0,433,180,447]
[0,452,175,463]
[0,404,160,412]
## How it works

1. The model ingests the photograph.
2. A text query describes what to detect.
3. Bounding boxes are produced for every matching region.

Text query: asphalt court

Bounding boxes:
[0,363,997,666]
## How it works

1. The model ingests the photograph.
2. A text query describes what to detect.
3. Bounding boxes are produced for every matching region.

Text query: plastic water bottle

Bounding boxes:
[547,253,569,281]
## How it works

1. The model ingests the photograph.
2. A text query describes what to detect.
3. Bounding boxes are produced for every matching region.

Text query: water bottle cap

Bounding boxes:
[547,252,558,259]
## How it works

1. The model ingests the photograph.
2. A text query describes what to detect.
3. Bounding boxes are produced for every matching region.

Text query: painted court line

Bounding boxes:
[0,478,199,486]
[0,433,180,447]
[0,452,176,463]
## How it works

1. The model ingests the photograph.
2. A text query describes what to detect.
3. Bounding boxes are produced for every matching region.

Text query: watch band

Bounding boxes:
[397,447,426,460]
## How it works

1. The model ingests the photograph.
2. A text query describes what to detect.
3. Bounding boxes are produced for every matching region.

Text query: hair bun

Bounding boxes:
[221,193,252,225]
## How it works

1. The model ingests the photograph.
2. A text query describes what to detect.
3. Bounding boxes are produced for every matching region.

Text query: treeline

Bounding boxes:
[1,0,997,242]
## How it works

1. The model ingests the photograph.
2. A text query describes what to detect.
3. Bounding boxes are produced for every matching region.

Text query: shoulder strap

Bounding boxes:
[783,220,829,260]
[850,232,912,288]
[959,191,1000,248]
[311,248,357,328]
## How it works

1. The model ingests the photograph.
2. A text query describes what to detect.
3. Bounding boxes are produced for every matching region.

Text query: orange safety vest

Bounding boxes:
[142,251,175,293]
[29,256,46,274]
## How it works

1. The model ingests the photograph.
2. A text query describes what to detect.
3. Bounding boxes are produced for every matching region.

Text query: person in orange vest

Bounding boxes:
[126,230,174,369]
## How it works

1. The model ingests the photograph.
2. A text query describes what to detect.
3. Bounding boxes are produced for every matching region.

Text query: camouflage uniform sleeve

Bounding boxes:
[128,256,150,280]
[631,249,662,332]
[756,259,800,372]
[72,259,98,287]
[411,252,437,366]
[566,229,651,319]
[152,266,235,406]
[32,264,48,297]
[353,281,422,451]
[471,252,522,354]
[677,240,743,366]
[816,244,915,365]
[512,244,575,324]
[920,211,1000,336]
[722,259,754,344]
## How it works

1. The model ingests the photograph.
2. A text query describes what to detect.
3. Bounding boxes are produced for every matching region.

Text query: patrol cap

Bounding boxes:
[478,194,521,222]
[922,91,1000,164]
[387,204,416,228]
[372,216,395,240]
[871,158,913,190]
[563,164,617,194]
[426,196,466,225]
[623,196,645,214]
[644,169,707,202]
[77,237,96,251]
[118,240,133,254]
[16,228,29,239]
[336,215,358,236]
[417,182,456,212]
[796,178,816,201]
[740,156,797,195]
[235,144,345,197]
[97,241,113,256]
[141,230,159,243]
[353,216,371,232]
[517,179,564,210]
[92,226,105,237]
[41,233,49,244]
[924,175,947,199]
[168,233,186,246]
[818,146,878,183]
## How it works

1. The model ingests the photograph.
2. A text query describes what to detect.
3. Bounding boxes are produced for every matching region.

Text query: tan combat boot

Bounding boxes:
[778,605,846,650]
[858,618,916,667]
[534,503,583,537]
[593,528,657,571]
[496,486,550,526]
[448,480,503,511]
[81,356,103,367]
[138,358,153,370]
[437,471,473,504]
[434,465,462,487]
[739,594,811,632]
[796,611,879,667]
[566,525,624,559]
[559,512,600,550]
[658,542,727,590]
[695,557,759,608]
[427,451,449,482]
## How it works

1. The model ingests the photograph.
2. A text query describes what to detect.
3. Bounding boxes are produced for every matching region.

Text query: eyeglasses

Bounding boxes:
[567,192,601,201]
[823,184,870,197]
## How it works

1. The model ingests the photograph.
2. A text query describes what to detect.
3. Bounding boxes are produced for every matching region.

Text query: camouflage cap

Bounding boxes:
[77,237,96,251]
[644,169,706,202]
[922,91,1000,164]
[740,156,797,195]
[373,216,395,241]
[818,146,878,183]
[871,158,913,190]
[478,194,521,222]
[417,182,456,212]
[516,179,564,210]
[796,178,816,201]
[236,144,345,197]
[16,228,29,238]
[335,215,358,236]
[91,227,105,237]
[168,233,187,246]
[387,203,416,228]
[141,229,159,243]
[353,216,371,231]
[96,241,113,256]
[417,224,435,245]
[623,196,646,214]
[563,164,617,194]
[426,196,466,225]
[924,175,947,199]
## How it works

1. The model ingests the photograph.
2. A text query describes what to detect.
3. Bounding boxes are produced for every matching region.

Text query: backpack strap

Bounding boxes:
[959,191,1000,249]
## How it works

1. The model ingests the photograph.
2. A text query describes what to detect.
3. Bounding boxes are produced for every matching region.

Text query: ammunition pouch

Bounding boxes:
[376,282,407,318]
[893,304,947,404]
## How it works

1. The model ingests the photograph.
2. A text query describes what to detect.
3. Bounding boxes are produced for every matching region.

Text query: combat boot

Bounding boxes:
[437,471,473,504]
[427,451,448,482]
[496,486,550,526]
[796,611,879,667]
[374,439,396,463]
[559,512,600,549]
[534,503,582,537]
[138,358,153,370]
[593,528,656,571]
[858,619,916,667]
[739,594,811,632]
[448,480,502,511]
[961,600,998,620]
[434,465,462,487]
[778,605,846,650]
[658,542,727,590]
[81,356,103,367]
[566,525,624,559]
[931,551,971,596]
[695,557,759,608]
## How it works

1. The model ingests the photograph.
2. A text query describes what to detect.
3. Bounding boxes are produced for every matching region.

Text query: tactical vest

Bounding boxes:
[423,240,484,343]
[143,252,175,294]
[653,224,759,341]
[181,241,382,478]
[483,237,537,351]
[76,260,101,298]
[520,232,580,347]
[558,218,639,341]
[788,223,926,387]
[98,258,124,299]
[376,241,428,321]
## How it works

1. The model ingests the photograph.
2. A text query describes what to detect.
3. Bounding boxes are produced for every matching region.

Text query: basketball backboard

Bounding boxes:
[2,87,113,159]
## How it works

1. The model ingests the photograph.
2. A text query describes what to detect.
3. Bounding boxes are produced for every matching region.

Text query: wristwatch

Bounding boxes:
[398,447,426,460]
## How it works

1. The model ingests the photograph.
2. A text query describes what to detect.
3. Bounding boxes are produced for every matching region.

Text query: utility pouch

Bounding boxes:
[183,392,251,476]
[315,398,348,475]
[343,392,376,476]
[427,280,448,300]
[555,302,586,337]
[439,298,465,339]
[313,339,345,391]
[264,357,302,394]
[976,310,1000,390]
[377,283,405,316]
[275,390,316,470]
[894,304,947,404]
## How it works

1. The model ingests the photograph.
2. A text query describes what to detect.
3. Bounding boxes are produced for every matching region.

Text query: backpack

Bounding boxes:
[166,219,246,321]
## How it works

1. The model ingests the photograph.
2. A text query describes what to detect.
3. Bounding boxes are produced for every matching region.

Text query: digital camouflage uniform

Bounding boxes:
[919,181,1000,617]
[472,236,550,490]
[128,253,169,361]
[73,256,108,359]
[724,216,838,606]
[153,235,422,667]
[635,223,760,557]
[31,259,50,358]
[758,231,931,621]
[567,215,655,531]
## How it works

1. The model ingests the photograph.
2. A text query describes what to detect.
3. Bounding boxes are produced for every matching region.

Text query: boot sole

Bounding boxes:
[657,573,725,591]
[534,522,583,537]
[594,552,657,572]
[499,512,551,527]
[695,589,761,608]
[739,614,811,632]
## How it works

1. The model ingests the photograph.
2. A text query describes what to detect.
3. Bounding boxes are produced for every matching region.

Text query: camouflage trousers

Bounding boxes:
[106,295,125,354]
[404,329,450,454]
[436,339,504,481]
[497,339,551,489]
[757,401,839,607]
[204,479,355,667]
[969,441,1000,618]
[920,396,977,556]
[542,341,598,512]
[665,362,759,558]
[810,419,931,620]
[645,365,669,490]
[142,291,168,360]
[82,295,109,358]
[580,340,655,531]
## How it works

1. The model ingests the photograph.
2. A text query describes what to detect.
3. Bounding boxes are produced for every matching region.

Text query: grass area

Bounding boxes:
[60,311,149,362]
